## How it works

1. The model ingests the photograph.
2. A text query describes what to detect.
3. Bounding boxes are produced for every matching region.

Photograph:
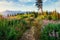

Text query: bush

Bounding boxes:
[48,15,52,20]
[52,16,58,20]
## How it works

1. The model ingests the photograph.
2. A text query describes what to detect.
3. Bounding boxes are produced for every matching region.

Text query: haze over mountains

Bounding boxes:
[0,10,60,17]
[0,10,26,16]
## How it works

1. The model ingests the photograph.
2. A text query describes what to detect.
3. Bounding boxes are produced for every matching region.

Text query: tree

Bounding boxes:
[36,0,43,13]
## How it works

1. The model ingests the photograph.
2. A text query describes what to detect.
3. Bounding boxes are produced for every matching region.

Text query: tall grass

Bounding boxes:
[0,19,28,40]
[40,23,60,40]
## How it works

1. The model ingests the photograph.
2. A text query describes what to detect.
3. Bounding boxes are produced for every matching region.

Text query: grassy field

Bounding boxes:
[0,11,60,40]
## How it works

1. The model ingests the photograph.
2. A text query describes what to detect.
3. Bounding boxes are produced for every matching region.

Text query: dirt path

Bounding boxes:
[20,26,36,40]
[20,19,60,40]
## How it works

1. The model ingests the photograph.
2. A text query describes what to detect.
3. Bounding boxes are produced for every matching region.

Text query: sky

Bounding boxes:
[0,0,60,12]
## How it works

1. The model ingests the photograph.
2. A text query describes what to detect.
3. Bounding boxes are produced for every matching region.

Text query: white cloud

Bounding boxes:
[0,0,60,13]
[19,0,35,3]
[43,0,60,13]
[0,1,13,12]
[54,1,60,13]
[43,0,47,2]
[0,0,37,12]
[19,0,31,2]
[20,6,37,11]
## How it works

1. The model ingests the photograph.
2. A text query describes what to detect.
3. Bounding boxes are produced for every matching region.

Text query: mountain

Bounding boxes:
[2,10,26,16]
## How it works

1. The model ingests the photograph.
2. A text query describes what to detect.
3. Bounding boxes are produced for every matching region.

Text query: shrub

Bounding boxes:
[48,15,52,20]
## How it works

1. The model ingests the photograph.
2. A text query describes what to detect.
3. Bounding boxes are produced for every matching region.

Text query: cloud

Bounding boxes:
[54,0,60,13]
[19,0,35,3]
[19,0,31,2]
[0,0,60,13]
[0,1,22,12]
[0,0,37,12]
[0,1,13,11]
[43,0,47,2]
[43,0,60,13]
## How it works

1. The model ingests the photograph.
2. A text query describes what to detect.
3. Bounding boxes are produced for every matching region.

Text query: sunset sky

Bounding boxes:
[0,0,60,12]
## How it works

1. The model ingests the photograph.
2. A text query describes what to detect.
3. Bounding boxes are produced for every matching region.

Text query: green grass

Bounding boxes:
[40,23,60,40]
[0,19,28,40]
